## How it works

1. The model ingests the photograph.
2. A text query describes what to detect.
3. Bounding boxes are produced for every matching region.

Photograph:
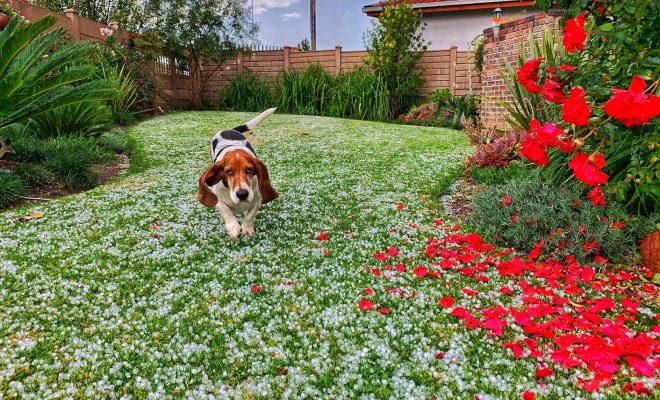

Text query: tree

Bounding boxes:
[142,0,257,108]
[364,0,429,118]
[30,0,141,26]
[0,15,117,129]
[298,38,311,51]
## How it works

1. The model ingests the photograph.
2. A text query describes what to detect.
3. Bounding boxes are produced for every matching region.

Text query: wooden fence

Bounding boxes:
[9,1,482,109]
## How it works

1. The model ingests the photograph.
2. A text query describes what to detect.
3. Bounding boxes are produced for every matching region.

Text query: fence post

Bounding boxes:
[283,46,291,70]
[335,45,342,74]
[449,45,457,95]
[64,9,81,41]
[237,51,243,74]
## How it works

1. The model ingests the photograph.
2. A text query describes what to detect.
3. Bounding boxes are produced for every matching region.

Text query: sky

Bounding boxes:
[249,0,374,50]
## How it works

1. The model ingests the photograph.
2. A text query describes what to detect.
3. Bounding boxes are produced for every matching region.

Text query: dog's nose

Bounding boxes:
[236,189,249,201]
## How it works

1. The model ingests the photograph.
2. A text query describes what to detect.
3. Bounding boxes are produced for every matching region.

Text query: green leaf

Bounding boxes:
[599,23,613,32]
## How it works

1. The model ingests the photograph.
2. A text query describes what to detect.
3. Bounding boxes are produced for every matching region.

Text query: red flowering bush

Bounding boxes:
[515,1,660,214]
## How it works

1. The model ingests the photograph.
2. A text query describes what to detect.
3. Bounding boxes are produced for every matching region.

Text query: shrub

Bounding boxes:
[97,130,129,154]
[26,102,113,139]
[0,15,117,130]
[0,172,26,208]
[465,130,527,169]
[397,102,439,126]
[13,164,51,191]
[471,180,659,264]
[328,67,389,121]
[43,136,109,190]
[278,64,334,115]
[447,94,479,129]
[0,126,46,163]
[430,88,452,108]
[221,71,274,112]
[463,119,498,146]
[364,0,428,118]
[468,162,533,186]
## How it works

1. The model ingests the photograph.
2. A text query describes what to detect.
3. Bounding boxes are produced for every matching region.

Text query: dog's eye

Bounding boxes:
[225,170,234,176]
[246,167,254,174]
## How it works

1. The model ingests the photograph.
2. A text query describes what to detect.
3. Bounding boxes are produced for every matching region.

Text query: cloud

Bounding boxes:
[280,12,301,21]
[252,0,300,15]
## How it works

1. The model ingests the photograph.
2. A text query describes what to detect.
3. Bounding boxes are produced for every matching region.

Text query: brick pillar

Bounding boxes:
[237,51,243,74]
[283,46,291,69]
[64,9,80,41]
[449,45,457,95]
[335,45,342,74]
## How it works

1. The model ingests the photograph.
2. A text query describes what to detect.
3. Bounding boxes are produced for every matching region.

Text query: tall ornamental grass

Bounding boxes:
[221,64,390,122]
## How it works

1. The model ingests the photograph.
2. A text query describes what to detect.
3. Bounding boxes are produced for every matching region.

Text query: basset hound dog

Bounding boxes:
[197,108,279,239]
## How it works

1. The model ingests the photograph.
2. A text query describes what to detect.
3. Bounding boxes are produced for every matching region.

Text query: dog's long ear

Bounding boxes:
[252,157,279,204]
[198,161,225,207]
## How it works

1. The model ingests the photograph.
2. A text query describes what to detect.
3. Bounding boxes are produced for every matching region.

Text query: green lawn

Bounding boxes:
[0,112,655,399]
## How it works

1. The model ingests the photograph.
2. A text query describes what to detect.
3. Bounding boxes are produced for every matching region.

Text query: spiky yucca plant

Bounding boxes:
[0,15,117,129]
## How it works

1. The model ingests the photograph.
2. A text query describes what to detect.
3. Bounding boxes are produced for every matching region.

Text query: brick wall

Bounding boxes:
[480,11,562,131]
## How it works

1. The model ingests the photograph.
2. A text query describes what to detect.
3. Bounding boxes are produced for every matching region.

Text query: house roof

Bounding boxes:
[362,0,535,16]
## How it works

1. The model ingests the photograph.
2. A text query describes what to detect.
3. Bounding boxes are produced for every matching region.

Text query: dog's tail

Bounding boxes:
[233,108,277,133]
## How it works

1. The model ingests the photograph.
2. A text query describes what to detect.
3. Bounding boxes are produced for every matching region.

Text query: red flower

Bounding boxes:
[358,299,374,311]
[316,232,327,241]
[435,352,445,359]
[541,78,565,103]
[49,44,56,53]
[462,288,478,296]
[130,32,138,38]
[323,249,329,256]
[439,296,454,308]
[365,288,374,296]
[603,76,660,127]
[517,58,544,94]
[500,286,513,295]
[562,87,590,126]
[563,14,587,53]
[277,368,288,375]
[395,263,405,272]
[568,153,609,186]
[501,195,512,207]
[377,307,390,314]
[511,215,519,223]
[250,285,261,292]
[522,391,535,400]
[521,137,548,166]
[413,266,428,278]
[396,203,405,210]
[374,252,387,261]
[558,64,577,73]
[610,220,623,229]
[529,239,544,260]
[387,246,399,256]
[536,368,554,379]
[625,356,654,377]
[586,185,606,206]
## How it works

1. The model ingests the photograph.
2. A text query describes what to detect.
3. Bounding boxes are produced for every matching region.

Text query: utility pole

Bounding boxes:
[310,0,316,51]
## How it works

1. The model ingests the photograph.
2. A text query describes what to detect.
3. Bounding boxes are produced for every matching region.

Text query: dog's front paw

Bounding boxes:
[241,223,255,237]
[225,222,242,240]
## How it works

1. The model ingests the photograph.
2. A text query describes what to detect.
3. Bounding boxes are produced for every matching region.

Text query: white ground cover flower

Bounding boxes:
[0,112,653,399]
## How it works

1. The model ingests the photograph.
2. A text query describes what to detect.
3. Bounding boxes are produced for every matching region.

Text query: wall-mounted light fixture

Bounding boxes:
[492,7,502,38]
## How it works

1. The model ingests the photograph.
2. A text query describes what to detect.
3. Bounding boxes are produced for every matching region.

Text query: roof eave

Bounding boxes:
[362,0,534,15]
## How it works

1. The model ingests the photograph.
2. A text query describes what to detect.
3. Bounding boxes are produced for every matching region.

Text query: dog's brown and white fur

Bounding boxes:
[197,108,278,239]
